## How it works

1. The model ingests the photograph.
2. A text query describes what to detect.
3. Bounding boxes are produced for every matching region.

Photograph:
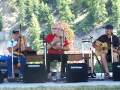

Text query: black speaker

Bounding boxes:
[0,62,7,83]
[112,62,120,81]
[66,63,88,82]
[0,70,4,83]
[23,63,46,83]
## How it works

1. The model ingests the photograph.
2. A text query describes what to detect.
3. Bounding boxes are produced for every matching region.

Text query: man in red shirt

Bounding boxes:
[45,21,71,80]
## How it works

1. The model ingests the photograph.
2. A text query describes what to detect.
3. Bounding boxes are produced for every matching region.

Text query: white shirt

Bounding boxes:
[7,39,18,48]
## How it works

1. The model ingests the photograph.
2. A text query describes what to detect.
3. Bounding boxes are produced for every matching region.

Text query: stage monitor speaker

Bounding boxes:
[66,63,88,82]
[23,63,47,83]
[112,62,120,81]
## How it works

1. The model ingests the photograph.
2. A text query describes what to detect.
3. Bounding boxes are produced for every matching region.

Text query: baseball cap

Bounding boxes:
[104,24,113,30]
[12,29,19,34]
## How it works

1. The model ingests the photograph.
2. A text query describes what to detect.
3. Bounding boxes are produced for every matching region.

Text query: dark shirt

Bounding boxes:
[96,34,119,48]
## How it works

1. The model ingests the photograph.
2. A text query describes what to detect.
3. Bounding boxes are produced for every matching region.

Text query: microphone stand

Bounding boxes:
[89,36,96,78]
[111,35,114,63]
[43,33,47,69]
[11,39,15,80]
[60,30,65,79]
[42,33,48,81]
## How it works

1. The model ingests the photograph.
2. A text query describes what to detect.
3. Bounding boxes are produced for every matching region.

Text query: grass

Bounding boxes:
[94,62,112,73]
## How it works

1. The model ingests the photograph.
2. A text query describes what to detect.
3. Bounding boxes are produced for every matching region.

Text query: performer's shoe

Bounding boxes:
[104,73,111,79]
[8,78,16,82]
[3,78,8,83]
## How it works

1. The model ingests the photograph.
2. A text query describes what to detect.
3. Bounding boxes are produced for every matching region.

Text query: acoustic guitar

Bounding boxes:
[13,51,24,56]
[13,47,36,56]
[94,40,120,56]
[94,40,108,55]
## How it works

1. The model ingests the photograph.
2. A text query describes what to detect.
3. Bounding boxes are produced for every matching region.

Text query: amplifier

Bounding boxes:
[66,63,88,82]
[23,63,46,83]
[0,62,7,83]
[112,62,120,81]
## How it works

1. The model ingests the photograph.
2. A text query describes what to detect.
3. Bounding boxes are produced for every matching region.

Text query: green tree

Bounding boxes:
[87,0,107,25]
[29,13,42,51]
[17,0,54,50]
[38,1,54,32]
[56,0,75,24]
[74,0,108,35]
[108,0,120,28]
[24,0,34,25]
[0,13,2,31]
[18,0,26,26]
[8,0,18,12]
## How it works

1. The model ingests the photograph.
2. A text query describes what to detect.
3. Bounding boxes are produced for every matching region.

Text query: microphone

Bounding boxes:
[42,32,46,43]
[60,36,64,48]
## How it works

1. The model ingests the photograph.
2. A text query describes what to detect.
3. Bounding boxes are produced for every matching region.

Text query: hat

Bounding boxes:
[104,24,113,30]
[12,29,19,34]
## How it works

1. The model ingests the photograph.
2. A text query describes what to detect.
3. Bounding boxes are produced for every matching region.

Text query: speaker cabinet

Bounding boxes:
[0,62,7,83]
[66,63,88,82]
[112,62,120,81]
[0,71,3,83]
[23,64,46,83]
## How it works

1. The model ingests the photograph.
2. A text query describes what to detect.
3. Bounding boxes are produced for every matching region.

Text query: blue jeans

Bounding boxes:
[7,55,26,78]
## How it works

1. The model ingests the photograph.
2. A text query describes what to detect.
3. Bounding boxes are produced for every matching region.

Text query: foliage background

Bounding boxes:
[1,0,120,51]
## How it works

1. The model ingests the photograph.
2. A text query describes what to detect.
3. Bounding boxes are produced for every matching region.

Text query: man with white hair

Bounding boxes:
[45,21,71,81]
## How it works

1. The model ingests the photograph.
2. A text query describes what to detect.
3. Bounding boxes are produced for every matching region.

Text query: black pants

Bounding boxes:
[46,54,68,78]
[106,49,112,63]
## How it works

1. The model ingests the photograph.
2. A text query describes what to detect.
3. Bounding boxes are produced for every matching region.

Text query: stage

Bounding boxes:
[0,75,120,90]
[0,80,120,90]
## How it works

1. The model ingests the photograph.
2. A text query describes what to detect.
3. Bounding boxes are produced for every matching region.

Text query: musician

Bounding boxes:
[45,21,74,80]
[93,24,119,79]
[7,29,27,80]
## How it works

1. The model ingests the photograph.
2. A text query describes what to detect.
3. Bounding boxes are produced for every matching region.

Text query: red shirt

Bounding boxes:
[45,34,69,54]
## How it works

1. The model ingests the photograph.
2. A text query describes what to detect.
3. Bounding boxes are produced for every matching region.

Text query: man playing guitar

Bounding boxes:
[7,29,27,80]
[93,24,119,79]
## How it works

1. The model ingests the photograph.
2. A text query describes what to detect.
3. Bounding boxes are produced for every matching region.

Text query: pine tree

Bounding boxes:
[24,0,34,24]
[108,0,120,28]
[29,13,42,51]
[0,13,2,31]
[18,0,26,26]
[56,0,75,24]
[38,1,54,32]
